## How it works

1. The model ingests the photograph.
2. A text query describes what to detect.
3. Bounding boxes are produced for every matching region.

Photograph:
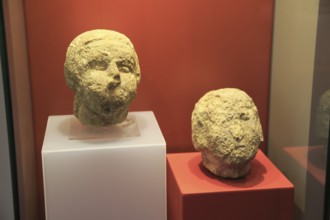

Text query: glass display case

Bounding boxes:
[269,0,330,219]
[0,4,18,219]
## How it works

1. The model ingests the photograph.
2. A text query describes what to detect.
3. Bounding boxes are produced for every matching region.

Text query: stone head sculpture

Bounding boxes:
[64,29,141,127]
[192,88,263,178]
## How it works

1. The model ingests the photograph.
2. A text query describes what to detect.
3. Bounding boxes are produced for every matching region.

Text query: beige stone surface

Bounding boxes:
[64,29,141,127]
[192,88,263,178]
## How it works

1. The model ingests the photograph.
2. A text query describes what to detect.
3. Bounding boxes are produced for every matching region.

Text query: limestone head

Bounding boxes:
[192,88,263,178]
[64,29,141,127]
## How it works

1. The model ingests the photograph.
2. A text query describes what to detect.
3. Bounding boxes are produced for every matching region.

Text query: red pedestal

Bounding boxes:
[167,150,294,220]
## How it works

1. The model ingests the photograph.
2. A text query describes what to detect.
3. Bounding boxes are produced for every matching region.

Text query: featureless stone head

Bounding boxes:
[64,29,141,127]
[192,88,263,178]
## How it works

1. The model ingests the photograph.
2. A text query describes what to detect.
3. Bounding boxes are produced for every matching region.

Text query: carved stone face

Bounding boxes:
[64,29,141,127]
[192,88,263,178]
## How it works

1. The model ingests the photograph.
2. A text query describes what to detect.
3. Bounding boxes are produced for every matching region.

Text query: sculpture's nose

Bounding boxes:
[107,76,121,90]
[107,66,121,90]
[229,124,244,142]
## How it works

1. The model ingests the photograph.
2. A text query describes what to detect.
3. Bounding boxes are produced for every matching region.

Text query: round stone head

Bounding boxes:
[64,29,141,127]
[192,88,263,178]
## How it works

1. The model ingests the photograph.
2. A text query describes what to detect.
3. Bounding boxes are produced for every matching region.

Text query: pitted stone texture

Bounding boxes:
[64,29,141,127]
[192,88,263,178]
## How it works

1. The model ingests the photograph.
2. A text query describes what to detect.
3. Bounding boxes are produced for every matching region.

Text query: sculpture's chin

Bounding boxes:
[88,104,128,118]
[73,95,130,127]
[80,87,136,114]
[97,100,129,116]
[201,150,251,178]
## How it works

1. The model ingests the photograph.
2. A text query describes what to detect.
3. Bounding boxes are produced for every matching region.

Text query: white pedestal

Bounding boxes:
[42,111,166,220]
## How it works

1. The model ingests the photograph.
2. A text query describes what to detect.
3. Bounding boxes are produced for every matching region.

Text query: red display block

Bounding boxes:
[167,150,294,220]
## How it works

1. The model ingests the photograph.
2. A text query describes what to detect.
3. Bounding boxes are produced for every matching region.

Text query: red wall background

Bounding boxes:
[23,0,274,218]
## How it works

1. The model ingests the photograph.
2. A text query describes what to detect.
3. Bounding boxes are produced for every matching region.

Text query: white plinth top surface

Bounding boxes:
[42,111,166,152]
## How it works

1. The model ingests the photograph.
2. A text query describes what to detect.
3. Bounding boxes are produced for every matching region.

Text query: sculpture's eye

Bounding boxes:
[118,66,131,73]
[88,59,109,70]
[117,60,134,73]
[239,112,250,120]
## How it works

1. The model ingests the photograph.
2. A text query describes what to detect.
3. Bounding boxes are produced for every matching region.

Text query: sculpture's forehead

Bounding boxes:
[196,90,259,125]
[204,94,255,112]
[84,39,135,57]
[77,30,130,44]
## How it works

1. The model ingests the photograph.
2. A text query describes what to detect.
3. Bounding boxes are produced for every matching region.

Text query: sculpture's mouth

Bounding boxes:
[85,101,127,117]
[85,103,127,118]
[76,84,136,119]
[102,105,111,114]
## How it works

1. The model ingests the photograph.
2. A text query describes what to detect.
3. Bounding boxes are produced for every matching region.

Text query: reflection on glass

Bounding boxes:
[269,0,330,219]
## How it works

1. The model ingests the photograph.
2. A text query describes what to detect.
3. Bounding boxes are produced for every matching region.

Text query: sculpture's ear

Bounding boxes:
[64,66,75,89]
[134,55,141,84]
[136,71,141,84]
[258,122,264,142]
[64,63,82,91]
